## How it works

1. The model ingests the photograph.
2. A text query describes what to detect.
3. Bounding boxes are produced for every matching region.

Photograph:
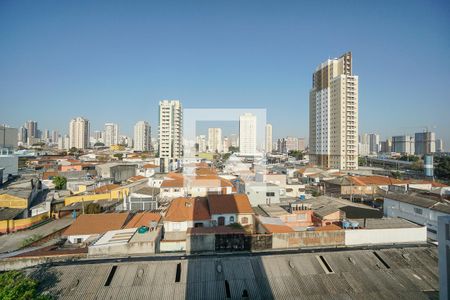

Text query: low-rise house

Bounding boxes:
[95,163,137,183]
[160,174,234,201]
[122,186,160,211]
[208,194,254,227]
[324,176,406,198]
[63,212,130,244]
[383,190,450,240]
[163,197,211,232]
[236,181,281,206]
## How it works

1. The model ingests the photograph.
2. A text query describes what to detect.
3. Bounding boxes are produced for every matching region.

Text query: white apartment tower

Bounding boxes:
[309,52,358,170]
[265,123,273,153]
[69,117,90,149]
[239,113,257,156]
[196,135,207,153]
[208,128,222,153]
[104,123,119,147]
[159,100,183,160]
[134,121,151,151]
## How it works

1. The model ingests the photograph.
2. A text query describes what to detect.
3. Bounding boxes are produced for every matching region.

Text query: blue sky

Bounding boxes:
[1,0,449,147]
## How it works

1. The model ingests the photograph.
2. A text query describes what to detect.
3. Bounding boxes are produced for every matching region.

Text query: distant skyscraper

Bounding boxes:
[134,121,151,151]
[239,113,257,156]
[277,138,287,154]
[104,123,119,147]
[436,139,444,152]
[223,137,230,153]
[229,134,239,148]
[196,135,207,153]
[415,131,436,155]
[297,138,305,151]
[159,100,183,169]
[51,130,59,144]
[368,133,380,154]
[25,120,38,139]
[69,117,90,149]
[208,128,222,153]
[0,125,18,149]
[309,52,358,170]
[265,124,273,153]
[392,135,414,155]
[18,126,27,145]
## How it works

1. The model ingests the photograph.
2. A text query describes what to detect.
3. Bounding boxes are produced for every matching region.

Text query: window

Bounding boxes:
[241,217,248,224]
[229,216,235,223]
[266,192,275,197]
[218,216,225,226]
[413,207,423,215]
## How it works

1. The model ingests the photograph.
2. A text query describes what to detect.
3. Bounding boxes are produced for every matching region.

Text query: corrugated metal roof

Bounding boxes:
[42,246,438,299]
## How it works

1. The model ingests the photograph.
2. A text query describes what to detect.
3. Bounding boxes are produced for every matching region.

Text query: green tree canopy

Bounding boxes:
[113,153,123,160]
[86,203,101,214]
[0,271,51,300]
[52,176,67,190]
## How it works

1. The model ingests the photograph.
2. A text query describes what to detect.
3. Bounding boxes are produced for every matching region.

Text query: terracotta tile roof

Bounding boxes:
[207,194,253,215]
[128,175,147,182]
[93,184,120,193]
[403,179,448,187]
[160,175,233,188]
[143,164,159,169]
[63,212,129,236]
[164,197,211,222]
[349,176,404,186]
[261,223,295,233]
[315,224,342,231]
[195,168,217,176]
[124,212,161,228]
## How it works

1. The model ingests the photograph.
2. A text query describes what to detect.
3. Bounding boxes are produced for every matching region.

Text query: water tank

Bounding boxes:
[350,221,359,229]
[424,155,434,178]
[342,220,351,229]
[299,195,305,201]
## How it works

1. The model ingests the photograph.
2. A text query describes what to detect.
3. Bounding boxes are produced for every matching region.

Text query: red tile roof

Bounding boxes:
[93,184,120,193]
[164,197,211,222]
[261,223,295,233]
[207,194,253,215]
[63,213,129,236]
[160,175,233,188]
[143,164,159,169]
[128,175,147,182]
[349,176,404,186]
[124,212,161,228]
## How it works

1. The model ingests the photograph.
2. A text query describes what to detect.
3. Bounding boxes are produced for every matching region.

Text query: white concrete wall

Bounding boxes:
[164,220,210,232]
[211,213,237,226]
[160,240,186,252]
[344,227,427,246]
[68,234,94,244]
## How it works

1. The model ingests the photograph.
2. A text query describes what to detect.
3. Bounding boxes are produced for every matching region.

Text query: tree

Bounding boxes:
[399,154,419,162]
[288,150,304,160]
[86,203,101,214]
[228,146,239,153]
[391,171,403,179]
[435,156,450,181]
[0,271,51,300]
[52,176,67,190]
[113,153,123,160]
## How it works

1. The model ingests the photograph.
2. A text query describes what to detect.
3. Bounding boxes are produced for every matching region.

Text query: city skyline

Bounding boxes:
[1,1,449,146]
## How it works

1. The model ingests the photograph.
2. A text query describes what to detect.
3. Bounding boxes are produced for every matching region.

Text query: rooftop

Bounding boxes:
[164,197,211,222]
[124,212,161,229]
[207,194,253,215]
[40,246,438,299]
[63,212,130,236]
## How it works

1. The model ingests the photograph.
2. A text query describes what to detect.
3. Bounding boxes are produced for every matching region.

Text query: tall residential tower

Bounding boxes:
[309,52,358,170]
[134,121,151,151]
[159,100,182,170]
[69,117,90,149]
[239,113,257,156]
